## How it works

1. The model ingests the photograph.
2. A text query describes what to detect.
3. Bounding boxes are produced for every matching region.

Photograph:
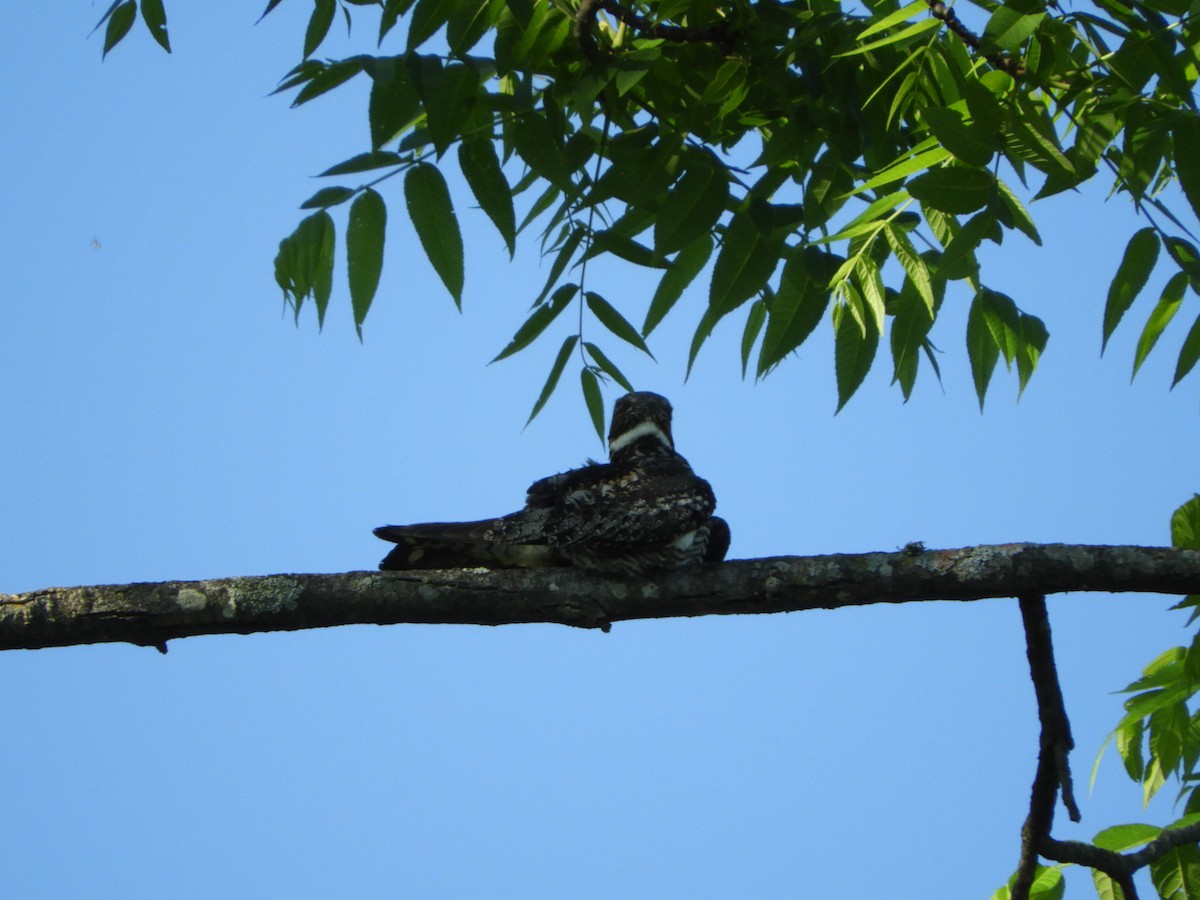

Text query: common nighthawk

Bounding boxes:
[374,391,729,576]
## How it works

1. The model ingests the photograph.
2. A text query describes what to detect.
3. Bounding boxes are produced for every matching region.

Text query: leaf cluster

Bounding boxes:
[96,0,1200,422]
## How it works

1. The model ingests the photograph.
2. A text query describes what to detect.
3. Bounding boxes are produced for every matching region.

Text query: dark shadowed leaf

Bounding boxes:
[583,342,635,392]
[300,186,357,209]
[510,111,574,192]
[491,284,576,362]
[709,211,784,316]
[982,7,1045,52]
[1172,311,1200,388]
[759,248,837,376]
[581,368,605,443]
[257,0,288,23]
[320,151,408,176]
[923,107,996,167]
[274,211,336,328]
[655,156,729,255]
[304,0,336,59]
[586,293,654,358]
[368,57,422,150]
[422,62,480,157]
[1103,227,1160,353]
[102,1,137,58]
[459,139,516,256]
[644,236,713,336]
[908,166,997,215]
[346,189,387,337]
[1173,117,1200,225]
[533,226,584,307]
[405,163,464,306]
[140,0,170,52]
[407,0,457,50]
[526,336,579,427]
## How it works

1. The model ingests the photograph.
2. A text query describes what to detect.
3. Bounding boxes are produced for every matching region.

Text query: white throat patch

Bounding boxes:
[609,420,671,455]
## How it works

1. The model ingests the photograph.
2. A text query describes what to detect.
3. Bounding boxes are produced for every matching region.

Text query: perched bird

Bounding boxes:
[374,391,729,575]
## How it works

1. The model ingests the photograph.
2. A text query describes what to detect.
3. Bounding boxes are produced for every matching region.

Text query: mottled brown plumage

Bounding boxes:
[374,392,729,575]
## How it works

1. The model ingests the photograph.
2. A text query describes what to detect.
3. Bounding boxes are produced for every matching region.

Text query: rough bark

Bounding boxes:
[3,543,1199,651]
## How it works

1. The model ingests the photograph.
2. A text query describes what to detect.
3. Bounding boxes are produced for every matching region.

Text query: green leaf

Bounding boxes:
[759,248,836,376]
[368,57,422,150]
[644,236,713,337]
[492,284,576,363]
[581,368,605,443]
[1116,717,1146,782]
[459,139,516,256]
[533,226,584,307]
[586,231,666,269]
[1172,495,1200,551]
[1166,237,1200,292]
[834,293,879,411]
[422,62,480,158]
[890,293,931,400]
[818,191,909,244]
[140,0,170,52]
[1132,272,1188,380]
[586,293,654,358]
[102,1,137,58]
[1103,227,1160,353]
[923,107,997,167]
[407,0,456,50]
[1017,313,1048,398]
[1173,117,1200,226]
[346,188,387,338]
[1150,842,1200,900]
[292,57,368,107]
[525,336,579,427]
[304,0,336,59]
[856,0,928,41]
[447,0,502,56]
[1172,312,1200,388]
[741,299,767,378]
[709,211,784,316]
[853,257,887,336]
[510,110,574,193]
[995,179,1041,245]
[852,143,951,197]
[405,162,464,306]
[908,167,997,215]
[938,210,994,281]
[380,0,417,42]
[885,224,935,317]
[982,7,1045,53]
[980,290,1021,367]
[967,290,1000,409]
[655,156,729,255]
[836,16,941,57]
[274,211,336,328]
[319,151,408,176]
[300,186,357,210]
[583,342,635,393]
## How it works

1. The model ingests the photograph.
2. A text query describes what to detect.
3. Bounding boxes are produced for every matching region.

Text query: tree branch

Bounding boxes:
[1013,593,1080,900]
[2,543,1198,651]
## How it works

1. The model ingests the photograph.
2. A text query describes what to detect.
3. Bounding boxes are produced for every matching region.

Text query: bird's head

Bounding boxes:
[608,391,675,461]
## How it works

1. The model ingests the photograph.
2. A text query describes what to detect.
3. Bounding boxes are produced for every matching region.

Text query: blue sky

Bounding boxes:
[2,5,1197,898]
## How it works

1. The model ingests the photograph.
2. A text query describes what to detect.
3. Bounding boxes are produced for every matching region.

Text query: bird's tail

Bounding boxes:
[373,521,564,571]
